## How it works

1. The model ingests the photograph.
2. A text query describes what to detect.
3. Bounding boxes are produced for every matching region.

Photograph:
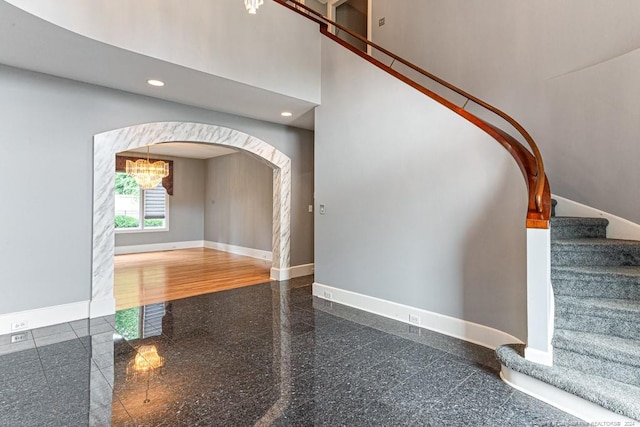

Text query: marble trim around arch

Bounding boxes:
[91,122,291,317]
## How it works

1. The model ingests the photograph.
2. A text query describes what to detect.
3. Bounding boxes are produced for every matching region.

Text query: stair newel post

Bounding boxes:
[525,227,554,366]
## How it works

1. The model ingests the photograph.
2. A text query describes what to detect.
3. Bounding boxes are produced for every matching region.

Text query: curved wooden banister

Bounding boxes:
[274,0,550,228]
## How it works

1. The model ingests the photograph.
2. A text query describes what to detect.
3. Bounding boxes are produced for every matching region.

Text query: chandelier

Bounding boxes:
[245,0,263,14]
[125,146,169,190]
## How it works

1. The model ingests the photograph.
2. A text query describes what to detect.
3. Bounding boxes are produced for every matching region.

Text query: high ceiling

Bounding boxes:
[0,1,317,130]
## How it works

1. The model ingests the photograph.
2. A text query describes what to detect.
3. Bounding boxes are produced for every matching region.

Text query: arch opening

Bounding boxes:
[91,121,291,317]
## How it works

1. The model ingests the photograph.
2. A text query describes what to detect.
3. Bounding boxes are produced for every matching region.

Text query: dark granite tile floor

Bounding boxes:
[0,276,583,426]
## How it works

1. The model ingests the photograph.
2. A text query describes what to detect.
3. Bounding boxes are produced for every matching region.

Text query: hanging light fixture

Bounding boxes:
[245,0,263,14]
[125,146,169,190]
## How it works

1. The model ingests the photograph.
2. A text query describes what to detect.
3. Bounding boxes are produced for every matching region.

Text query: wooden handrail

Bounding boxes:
[274,0,550,228]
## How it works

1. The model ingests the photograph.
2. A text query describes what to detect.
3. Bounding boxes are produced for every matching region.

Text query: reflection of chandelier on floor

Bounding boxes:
[125,146,169,190]
[126,344,165,403]
[244,0,263,14]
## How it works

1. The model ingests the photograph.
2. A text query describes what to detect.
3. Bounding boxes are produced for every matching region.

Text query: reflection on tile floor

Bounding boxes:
[0,276,581,426]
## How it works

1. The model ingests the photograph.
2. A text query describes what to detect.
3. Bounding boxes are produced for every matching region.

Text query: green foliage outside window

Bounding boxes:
[115,307,140,340]
[115,215,139,228]
[115,173,140,197]
[144,219,164,227]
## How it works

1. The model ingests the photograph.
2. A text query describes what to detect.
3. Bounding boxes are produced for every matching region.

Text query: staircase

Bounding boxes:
[497,202,640,420]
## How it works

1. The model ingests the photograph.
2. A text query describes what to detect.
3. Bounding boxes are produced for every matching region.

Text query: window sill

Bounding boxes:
[115,228,169,234]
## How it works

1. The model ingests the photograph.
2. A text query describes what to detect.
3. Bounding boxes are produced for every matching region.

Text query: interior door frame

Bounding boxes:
[327,0,372,55]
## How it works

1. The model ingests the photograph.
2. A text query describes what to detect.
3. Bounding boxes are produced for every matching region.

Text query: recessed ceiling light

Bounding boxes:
[147,79,165,87]
[281,111,293,117]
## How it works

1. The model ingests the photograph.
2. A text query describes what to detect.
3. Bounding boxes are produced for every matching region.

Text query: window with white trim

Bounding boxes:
[114,172,168,231]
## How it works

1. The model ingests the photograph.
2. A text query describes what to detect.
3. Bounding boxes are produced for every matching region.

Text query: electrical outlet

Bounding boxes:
[323,291,333,300]
[11,333,28,343]
[379,17,385,26]
[408,314,420,325]
[408,325,422,336]
[11,320,28,331]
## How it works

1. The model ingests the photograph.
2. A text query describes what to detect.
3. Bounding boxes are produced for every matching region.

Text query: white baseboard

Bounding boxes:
[524,346,553,366]
[312,283,522,350]
[90,297,116,318]
[501,366,636,423]
[204,241,272,261]
[553,195,640,241]
[0,301,89,335]
[115,240,274,262]
[115,240,204,255]
[271,263,315,281]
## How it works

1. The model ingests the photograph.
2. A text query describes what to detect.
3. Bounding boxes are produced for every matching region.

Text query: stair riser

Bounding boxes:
[554,349,640,387]
[555,314,639,340]
[551,225,607,240]
[551,276,640,300]
[551,245,640,267]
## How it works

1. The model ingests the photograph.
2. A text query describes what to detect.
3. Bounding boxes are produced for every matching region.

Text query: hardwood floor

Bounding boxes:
[114,248,271,310]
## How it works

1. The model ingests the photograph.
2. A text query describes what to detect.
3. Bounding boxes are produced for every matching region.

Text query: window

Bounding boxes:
[114,172,168,231]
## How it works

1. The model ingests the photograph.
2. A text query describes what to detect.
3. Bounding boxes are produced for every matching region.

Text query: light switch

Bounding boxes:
[308,205,313,213]
[319,204,326,215]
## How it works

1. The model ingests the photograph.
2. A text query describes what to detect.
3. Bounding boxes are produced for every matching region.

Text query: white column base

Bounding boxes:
[90,297,116,318]
[524,346,553,366]
[271,263,314,281]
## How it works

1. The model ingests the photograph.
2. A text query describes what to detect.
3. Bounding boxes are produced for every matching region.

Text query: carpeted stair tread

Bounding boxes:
[555,296,639,339]
[552,329,640,368]
[551,216,609,226]
[556,295,640,317]
[497,344,640,420]
[551,265,640,299]
[553,238,640,246]
[554,348,640,387]
[551,238,640,266]
[552,265,640,278]
[551,217,609,240]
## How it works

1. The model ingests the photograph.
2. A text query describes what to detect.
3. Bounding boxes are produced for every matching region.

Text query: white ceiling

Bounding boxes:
[123,142,238,160]
[0,1,317,130]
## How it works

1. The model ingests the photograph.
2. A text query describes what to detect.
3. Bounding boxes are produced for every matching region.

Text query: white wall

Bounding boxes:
[315,38,528,339]
[0,64,314,316]
[371,0,640,224]
[5,0,321,104]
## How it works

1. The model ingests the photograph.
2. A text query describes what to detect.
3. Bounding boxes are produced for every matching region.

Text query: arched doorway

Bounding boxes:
[91,121,291,317]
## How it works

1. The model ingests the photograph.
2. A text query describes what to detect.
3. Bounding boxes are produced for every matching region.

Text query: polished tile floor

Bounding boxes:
[0,276,581,426]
